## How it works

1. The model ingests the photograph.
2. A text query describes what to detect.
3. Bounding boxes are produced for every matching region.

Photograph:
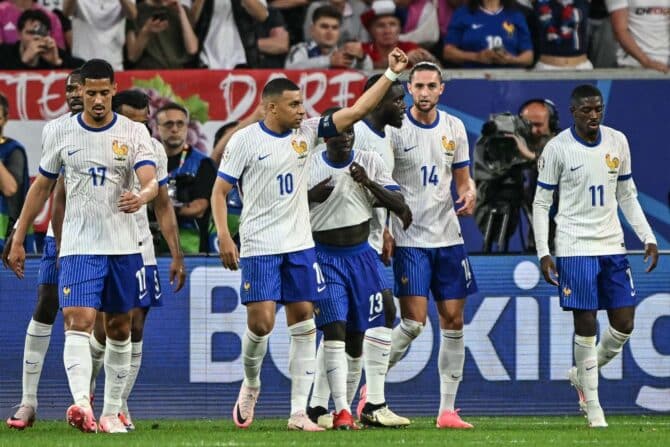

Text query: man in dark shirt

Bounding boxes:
[0,9,82,69]
[155,102,216,253]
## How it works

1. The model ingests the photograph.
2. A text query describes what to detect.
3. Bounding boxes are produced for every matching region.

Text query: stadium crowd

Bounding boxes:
[0,0,668,72]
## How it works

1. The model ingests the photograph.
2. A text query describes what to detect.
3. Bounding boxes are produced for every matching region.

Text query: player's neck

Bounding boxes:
[410,105,437,125]
[81,111,114,129]
[364,113,386,134]
[326,148,350,163]
[262,117,290,135]
[574,125,599,144]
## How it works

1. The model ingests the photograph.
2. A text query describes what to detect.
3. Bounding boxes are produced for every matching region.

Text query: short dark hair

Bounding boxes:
[67,68,82,83]
[363,74,402,92]
[18,9,51,32]
[409,61,443,82]
[155,102,189,119]
[80,59,114,84]
[312,5,342,24]
[112,90,149,113]
[0,93,9,118]
[214,121,239,146]
[262,78,300,99]
[570,84,602,106]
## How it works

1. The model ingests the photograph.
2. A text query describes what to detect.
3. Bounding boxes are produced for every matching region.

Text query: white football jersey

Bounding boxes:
[39,113,156,256]
[308,149,399,232]
[219,118,330,257]
[133,138,168,266]
[353,120,396,253]
[388,110,470,248]
[537,126,644,256]
[44,112,75,239]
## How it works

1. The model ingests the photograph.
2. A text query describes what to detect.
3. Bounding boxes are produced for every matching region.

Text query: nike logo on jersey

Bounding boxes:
[258,154,271,161]
[67,149,83,156]
[472,24,483,29]
[570,165,584,171]
[403,145,418,152]
[317,285,326,293]
[368,314,382,322]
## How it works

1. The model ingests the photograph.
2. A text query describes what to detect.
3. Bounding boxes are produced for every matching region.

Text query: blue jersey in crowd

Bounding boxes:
[444,6,533,68]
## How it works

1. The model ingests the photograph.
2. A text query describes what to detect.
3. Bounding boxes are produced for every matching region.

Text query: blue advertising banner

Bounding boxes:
[1,255,668,420]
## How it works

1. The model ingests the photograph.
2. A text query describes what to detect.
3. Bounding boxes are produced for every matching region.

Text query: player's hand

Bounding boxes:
[388,47,409,74]
[540,255,559,286]
[169,255,186,292]
[398,206,413,230]
[7,240,26,279]
[218,234,240,270]
[308,176,334,203]
[455,190,475,216]
[349,162,370,186]
[118,191,143,213]
[2,228,15,269]
[381,228,395,266]
[644,243,659,272]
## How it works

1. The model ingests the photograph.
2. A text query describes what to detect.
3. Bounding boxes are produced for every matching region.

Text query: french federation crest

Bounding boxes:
[441,136,455,156]
[605,153,619,173]
[112,140,129,161]
[291,139,308,159]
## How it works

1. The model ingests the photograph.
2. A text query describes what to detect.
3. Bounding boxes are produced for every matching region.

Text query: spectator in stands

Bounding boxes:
[0,93,29,252]
[126,0,198,69]
[606,0,670,73]
[36,0,72,51]
[361,0,439,68]
[268,0,309,46]
[395,0,440,47]
[302,0,370,44]
[156,103,216,254]
[587,0,618,68]
[257,5,290,68]
[285,4,373,69]
[0,0,66,49]
[187,0,268,68]
[0,9,82,69]
[63,0,136,71]
[443,0,533,68]
[529,0,593,70]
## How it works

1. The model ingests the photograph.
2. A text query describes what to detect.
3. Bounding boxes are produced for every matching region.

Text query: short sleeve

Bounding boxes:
[443,7,467,46]
[536,142,561,190]
[370,152,400,191]
[605,0,628,13]
[617,132,632,181]
[514,13,533,52]
[153,139,169,186]
[132,123,157,170]
[451,117,470,169]
[38,122,62,179]
[218,130,252,186]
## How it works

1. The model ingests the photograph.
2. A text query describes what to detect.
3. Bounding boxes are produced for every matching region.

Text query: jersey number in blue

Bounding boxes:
[277,173,294,195]
[589,184,604,207]
[88,167,107,186]
[421,165,438,186]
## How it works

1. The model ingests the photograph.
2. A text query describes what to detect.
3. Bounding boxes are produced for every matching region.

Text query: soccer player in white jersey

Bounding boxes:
[7,59,159,434]
[3,69,82,430]
[533,84,659,428]
[306,110,412,429]
[211,48,409,431]
[385,62,478,429]
[87,89,186,431]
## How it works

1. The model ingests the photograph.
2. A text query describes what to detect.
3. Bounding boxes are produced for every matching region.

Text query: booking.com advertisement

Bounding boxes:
[1,254,668,419]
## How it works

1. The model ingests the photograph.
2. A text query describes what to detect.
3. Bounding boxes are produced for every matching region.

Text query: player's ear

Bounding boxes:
[111,82,118,96]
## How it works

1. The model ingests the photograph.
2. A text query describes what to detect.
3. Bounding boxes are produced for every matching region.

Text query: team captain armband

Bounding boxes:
[318,113,340,139]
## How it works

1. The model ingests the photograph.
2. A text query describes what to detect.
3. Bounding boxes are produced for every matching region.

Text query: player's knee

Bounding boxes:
[248,321,273,337]
[612,318,634,335]
[442,315,464,330]
[345,332,364,358]
[400,318,424,339]
[105,314,131,340]
[322,322,346,341]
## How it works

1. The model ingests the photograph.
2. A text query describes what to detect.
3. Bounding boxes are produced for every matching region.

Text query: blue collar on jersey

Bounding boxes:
[76,112,118,132]
[570,125,601,147]
[362,119,386,138]
[259,120,292,138]
[406,108,440,129]
[322,149,354,168]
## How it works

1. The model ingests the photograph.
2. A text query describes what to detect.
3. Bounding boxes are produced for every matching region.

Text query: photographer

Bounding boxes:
[0,9,81,69]
[156,102,216,254]
[473,99,559,252]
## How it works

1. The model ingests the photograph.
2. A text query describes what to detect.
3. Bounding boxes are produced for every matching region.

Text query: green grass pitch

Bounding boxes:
[1,415,669,447]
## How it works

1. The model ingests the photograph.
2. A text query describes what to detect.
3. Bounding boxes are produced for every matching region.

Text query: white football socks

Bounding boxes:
[597,326,631,367]
[388,318,423,369]
[324,340,348,413]
[120,341,143,415]
[21,319,53,409]
[346,354,362,407]
[101,337,131,417]
[241,329,269,389]
[89,334,105,397]
[438,329,465,413]
[288,320,317,415]
[574,335,600,406]
[63,330,93,408]
[309,340,330,409]
[363,327,392,405]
